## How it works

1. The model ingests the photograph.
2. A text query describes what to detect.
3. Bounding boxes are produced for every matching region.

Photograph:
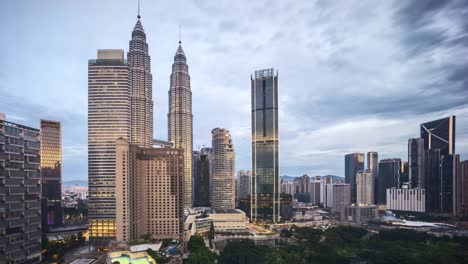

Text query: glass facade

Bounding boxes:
[345,153,364,204]
[40,120,63,228]
[251,68,280,223]
[377,159,401,204]
[420,116,455,156]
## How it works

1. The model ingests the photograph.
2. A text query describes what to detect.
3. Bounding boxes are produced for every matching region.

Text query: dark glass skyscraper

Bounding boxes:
[408,138,425,188]
[420,116,455,156]
[377,158,401,204]
[194,148,212,207]
[421,116,457,215]
[345,153,364,203]
[251,68,280,223]
[40,120,63,229]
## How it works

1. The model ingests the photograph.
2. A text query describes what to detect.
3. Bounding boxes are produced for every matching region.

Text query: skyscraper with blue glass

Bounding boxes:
[250,68,280,223]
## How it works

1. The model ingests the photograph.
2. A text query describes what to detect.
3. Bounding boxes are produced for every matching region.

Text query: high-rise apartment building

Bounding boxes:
[0,114,42,263]
[168,40,193,208]
[455,160,468,217]
[309,176,322,205]
[237,170,251,200]
[251,68,280,223]
[345,153,364,203]
[194,148,212,207]
[128,16,153,148]
[367,152,378,204]
[115,138,184,241]
[377,159,401,204]
[420,116,455,156]
[40,120,63,229]
[408,138,425,188]
[211,128,235,210]
[322,176,334,208]
[88,49,131,242]
[332,184,350,218]
[356,169,374,205]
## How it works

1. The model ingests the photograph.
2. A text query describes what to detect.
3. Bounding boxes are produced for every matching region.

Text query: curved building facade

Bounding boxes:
[211,128,235,210]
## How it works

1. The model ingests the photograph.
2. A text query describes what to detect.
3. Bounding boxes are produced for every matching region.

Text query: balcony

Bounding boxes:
[28,230,41,240]
[7,203,24,211]
[27,201,41,209]
[7,186,25,194]
[23,179,39,186]
[0,133,5,144]
[27,216,41,225]
[8,218,24,228]
[0,153,5,161]
[27,186,40,193]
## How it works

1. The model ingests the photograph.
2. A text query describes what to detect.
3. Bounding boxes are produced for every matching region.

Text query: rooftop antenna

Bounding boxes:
[179,25,182,44]
[137,0,141,19]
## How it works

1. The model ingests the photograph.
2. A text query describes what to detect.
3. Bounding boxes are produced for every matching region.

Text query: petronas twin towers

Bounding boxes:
[168,41,193,208]
[129,16,193,207]
[88,12,193,241]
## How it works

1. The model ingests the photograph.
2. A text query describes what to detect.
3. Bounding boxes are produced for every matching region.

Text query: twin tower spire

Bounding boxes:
[130,3,194,207]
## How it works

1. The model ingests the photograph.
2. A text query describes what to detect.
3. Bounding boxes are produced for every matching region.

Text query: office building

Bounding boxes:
[322,176,334,208]
[401,161,409,185]
[88,49,130,242]
[128,15,153,148]
[115,138,184,241]
[193,148,212,207]
[251,68,280,223]
[0,114,42,263]
[367,152,378,203]
[345,153,364,203]
[455,160,468,217]
[343,204,378,224]
[237,170,251,200]
[356,169,373,205]
[387,188,425,212]
[308,176,322,205]
[408,138,425,188]
[211,128,235,210]
[40,120,63,229]
[332,184,350,217]
[377,158,401,204]
[420,116,455,156]
[168,39,193,208]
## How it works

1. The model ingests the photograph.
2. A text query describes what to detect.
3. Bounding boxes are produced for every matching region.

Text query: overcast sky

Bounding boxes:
[1,0,467,181]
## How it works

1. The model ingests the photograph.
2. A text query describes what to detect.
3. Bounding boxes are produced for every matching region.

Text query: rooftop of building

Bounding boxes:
[212,209,243,214]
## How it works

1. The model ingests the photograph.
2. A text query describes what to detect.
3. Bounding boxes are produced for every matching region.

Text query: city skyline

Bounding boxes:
[2,0,468,181]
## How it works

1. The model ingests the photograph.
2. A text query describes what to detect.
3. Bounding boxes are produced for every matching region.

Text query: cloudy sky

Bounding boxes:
[1,0,467,181]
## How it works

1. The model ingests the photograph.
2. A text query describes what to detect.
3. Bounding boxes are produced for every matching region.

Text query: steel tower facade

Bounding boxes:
[128,17,153,148]
[168,41,193,207]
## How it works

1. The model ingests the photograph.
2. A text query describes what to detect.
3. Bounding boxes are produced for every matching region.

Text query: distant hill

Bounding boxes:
[281,175,344,182]
[63,180,87,186]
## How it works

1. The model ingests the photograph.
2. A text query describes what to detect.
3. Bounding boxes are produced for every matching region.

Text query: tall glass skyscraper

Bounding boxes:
[128,15,153,148]
[420,116,455,156]
[88,49,131,243]
[168,40,193,208]
[40,120,63,229]
[251,68,280,223]
[408,138,425,188]
[345,153,364,204]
